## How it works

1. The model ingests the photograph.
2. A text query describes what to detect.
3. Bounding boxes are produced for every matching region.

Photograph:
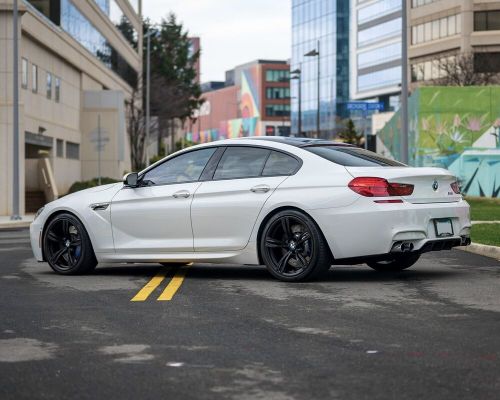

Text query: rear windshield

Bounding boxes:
[305,146,406,167]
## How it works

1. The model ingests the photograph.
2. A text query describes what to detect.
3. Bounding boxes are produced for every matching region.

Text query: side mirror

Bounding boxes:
[123,172,139,188]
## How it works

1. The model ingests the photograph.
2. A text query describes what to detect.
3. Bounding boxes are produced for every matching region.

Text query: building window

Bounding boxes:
[56,139,64,158]
[66,141,80,160]
[358,18,401,47]
[474,11,500,31]
[411,14,461,45]
[61,0,138,88]
[93,0,138,50]
[32,64,38,93]
[265,104,291,117]
[411,0,440,8]
[266,87,290,99]
[411,56,456,82]
[357,66,402,92]
[46,72,52,99]
[21,58,28,89]
[357,0,401,25]
[265,69,290,82]
[55,77,61,102]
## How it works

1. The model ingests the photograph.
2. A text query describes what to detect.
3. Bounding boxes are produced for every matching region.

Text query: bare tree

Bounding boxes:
[435,53,498,86]
[126,87,146,171]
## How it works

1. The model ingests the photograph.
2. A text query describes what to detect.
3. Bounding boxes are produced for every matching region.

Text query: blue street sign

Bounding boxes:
[346,102,385,112]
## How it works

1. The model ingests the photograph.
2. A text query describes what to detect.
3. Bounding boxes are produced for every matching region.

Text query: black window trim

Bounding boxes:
[136,146,220,188]
[134,144,303,188]
[208,144,303,182]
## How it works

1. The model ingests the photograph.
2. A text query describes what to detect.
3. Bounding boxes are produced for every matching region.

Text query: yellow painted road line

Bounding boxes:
[157,266,190,301]
[131,268,169,302]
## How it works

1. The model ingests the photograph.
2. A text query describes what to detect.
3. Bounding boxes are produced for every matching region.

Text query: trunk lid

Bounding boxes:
[345,166,461,204]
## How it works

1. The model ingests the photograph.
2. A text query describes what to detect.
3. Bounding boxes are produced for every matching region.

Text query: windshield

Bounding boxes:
[305,146,406,167]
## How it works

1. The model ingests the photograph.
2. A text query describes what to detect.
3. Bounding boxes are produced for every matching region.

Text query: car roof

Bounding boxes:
[242,136,354,148]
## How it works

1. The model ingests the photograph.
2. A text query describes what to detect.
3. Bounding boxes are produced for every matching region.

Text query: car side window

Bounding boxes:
[213,147,270,180]
[142,148,216,185]
[262,151,299,176]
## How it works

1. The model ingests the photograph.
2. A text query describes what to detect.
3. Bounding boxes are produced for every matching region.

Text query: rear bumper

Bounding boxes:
[309,198,471,260]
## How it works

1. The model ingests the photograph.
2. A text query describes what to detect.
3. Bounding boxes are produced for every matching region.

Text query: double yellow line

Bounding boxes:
[131,265,190,302]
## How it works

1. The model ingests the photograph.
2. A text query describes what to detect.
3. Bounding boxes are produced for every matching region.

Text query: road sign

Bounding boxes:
[346,102,385,112]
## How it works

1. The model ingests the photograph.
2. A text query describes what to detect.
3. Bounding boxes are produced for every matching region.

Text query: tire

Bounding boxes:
[43,213,97,275]
[260,209,331,282]
[367,253,420,272]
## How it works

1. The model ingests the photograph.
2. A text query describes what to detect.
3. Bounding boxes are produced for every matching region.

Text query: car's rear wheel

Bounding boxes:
[260,210,331,282]
[366,253,420,272]
[43,213,97,275]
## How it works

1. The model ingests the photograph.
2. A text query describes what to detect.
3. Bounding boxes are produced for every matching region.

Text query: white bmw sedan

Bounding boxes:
[30,137,471,282]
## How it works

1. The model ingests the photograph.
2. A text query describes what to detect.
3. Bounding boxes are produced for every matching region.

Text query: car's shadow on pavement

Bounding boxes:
[92,263,462,283]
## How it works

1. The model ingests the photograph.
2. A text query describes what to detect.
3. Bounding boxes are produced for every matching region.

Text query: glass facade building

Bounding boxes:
[25,0,138,87]
[291,0,350,137]
[351,0,402,106]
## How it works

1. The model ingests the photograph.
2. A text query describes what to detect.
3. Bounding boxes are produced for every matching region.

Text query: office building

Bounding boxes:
[409,0,500,85]
[291,0,350,137]
[0,0,142,216]
[350,0,402,111]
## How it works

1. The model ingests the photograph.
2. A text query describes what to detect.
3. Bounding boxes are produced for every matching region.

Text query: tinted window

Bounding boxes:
[305,146,406,167]
[142,148,216,185]
[263,151,299,176]
[214,147,270,180]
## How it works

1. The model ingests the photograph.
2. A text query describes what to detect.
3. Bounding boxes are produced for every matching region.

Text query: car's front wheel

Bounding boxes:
[260,210,331,282]
[43,213,97,275]
[366,253,420,272]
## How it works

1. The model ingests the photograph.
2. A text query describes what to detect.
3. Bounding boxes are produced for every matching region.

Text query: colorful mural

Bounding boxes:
[240,67,261,118]
[186,117,261,143]
[378,86,500,197]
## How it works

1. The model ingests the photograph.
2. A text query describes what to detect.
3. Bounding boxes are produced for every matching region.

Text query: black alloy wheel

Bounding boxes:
[260,210,331,282]
[43,213,97,275]
[366,253,421,272]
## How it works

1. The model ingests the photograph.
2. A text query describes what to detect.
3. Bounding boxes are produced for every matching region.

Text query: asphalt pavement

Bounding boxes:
[1,228,499,400]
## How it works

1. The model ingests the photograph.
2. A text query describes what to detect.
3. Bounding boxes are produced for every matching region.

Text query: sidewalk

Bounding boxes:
[0,215,34,230]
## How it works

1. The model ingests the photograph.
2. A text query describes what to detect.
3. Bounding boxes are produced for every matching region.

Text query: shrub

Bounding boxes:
[68,177,119,194]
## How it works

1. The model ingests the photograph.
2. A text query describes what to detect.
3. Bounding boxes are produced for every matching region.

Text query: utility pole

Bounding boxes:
[11,0,21,220]
[401,0,409,164]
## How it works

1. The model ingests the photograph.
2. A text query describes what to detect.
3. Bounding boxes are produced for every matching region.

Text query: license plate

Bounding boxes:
[434,218,454,238]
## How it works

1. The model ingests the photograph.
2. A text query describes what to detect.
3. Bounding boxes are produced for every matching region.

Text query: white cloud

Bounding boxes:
[142,0,291,82]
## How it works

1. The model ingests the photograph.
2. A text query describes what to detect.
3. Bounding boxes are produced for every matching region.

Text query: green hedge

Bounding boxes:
[68,177,119,194]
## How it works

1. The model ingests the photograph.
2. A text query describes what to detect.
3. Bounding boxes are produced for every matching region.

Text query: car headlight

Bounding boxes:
[34,206,45,221]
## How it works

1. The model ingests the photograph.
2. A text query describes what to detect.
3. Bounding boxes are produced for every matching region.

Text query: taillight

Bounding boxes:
[348,177,414,197]
[450,181,461,194]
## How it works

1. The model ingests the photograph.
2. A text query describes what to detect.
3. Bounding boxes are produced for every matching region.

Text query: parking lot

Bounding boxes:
[1,228,499,400]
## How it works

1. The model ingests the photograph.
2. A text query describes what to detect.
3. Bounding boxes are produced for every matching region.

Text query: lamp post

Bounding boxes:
[11,0,21,220]
[305,40,320,138]
[290,66,302,137]
[145,30,153,166]
[401,0,409,164]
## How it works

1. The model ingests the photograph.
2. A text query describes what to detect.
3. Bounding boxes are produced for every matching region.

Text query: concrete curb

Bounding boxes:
[0,221,31,230]
[457,243,500,261]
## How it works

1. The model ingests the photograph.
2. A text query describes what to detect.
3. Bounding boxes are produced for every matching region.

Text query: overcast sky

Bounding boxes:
[142,0,291,82]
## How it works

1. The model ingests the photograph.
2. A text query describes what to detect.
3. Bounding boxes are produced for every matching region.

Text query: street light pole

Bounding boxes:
[11,0,21,220]
[290,66,302,137]
[145,30,152,167]
[401,0,409,164]
[305,41,320,138]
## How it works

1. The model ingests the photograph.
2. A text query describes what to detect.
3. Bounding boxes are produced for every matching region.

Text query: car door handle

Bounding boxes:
[173,190,190,198]
[250,185,270,193]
